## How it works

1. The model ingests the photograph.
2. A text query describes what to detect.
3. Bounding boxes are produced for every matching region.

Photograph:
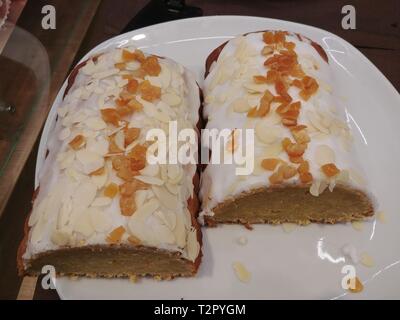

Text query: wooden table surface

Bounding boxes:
[0,0,398,300]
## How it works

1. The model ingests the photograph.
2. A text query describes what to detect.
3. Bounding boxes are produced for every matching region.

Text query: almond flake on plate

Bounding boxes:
[232,262,251,283]
[351,221,364,231]
[360,252,374,268]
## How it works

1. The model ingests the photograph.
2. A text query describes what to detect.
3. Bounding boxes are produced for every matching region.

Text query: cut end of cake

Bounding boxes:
[21,245,200,279]
[205,185,374,226]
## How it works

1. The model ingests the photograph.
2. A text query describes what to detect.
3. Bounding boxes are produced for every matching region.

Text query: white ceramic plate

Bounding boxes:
[36,16,400,299]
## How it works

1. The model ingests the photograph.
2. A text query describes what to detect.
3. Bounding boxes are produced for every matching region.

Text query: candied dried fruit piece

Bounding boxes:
[262,45,274,56]
[269,170,284,184]
[119,179,148,196]
[69,134,86,150]
[122,49,145,63]
[297,161,310,174]
[124,127,140,146]
[108,136,123,154]
[261,158,281,171]
[141,56,161,76]
[282,118,297,127]
[253,75,268,84]
[104,183,119,198]
[116,104,133,117]
[112,155,130,171]
[138,80,161,102]
[300,172,313,183]
[321,163,340,177]
[106,226,126,244]
[117,166,137,182]
[101,108,121,126]
[283,41,296,50]
[299,76,319,101]
[120,196,136,216]
[114,62,126,70]
[347,277,364,293]
[274,31,286,43]
[127,97,144,112]
[279,164,297,180]
[247,90,273,117]
[126,79,139,94]
[292,128,310,144]
[89,166,105,176]
[263,31,275,44]
[128,235,141,245]
[289,156,304,164]
[266,70,279,84]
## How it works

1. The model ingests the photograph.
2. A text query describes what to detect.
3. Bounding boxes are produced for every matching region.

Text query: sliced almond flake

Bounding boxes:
[125,140,140,154]
[186,227,200,262]
[91,197,112,207]
[306,110,330,134]
[140,164,160,177]
[243,82,269,93]
[204,95,215,104]
[86,117,107,131]
[232,97,251,113]
[125,60,140,71]
[50,230,70,246]
[74,213,95,238]
[91,168,108,189]
[58,127,71,141]
[114,130,125,151]
[165,182,179,195]
[159,64,171,88]
[93,68,119,80]
[135,175,164,186]
[377,211,386,223]
[262,142,283,158]
[73,181,97,209]
[57,106,69,118]
[351,221,364,231]
[314,144,335,166]
[65,167,86,183]
[161,93,181,106]
[152,185,178,210]
[146,75,162,88]
[282,223,296,233]
[76,150,105,175]
[135,190,148,208]
[360,252,374,267]
[255,123,282,145]
[88,207,112,233]
[129,199,160,228]
[328,179,336,192]
[309,180,321,197]
[232,261,251,283]
[154,210,177,231]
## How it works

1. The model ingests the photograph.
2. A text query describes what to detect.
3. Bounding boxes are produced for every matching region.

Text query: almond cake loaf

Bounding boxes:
[200,31,374,226]
[18,47,202,279]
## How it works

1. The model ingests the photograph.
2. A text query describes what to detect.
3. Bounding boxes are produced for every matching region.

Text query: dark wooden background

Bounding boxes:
[0,0,398,299]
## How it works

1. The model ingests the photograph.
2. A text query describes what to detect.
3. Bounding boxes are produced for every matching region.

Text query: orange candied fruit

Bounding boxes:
[127,98,144,112]
[299,171,313,184]
[122,49,145,63]
[247,90,273,117]
[141,56,161,76]
[279,164,297,180]
[126,78,139,94]
[128,235,141,245]
[253,75,268,84]
[127,144,147,171]
[261,158,281,171]
[282,138,307,158]
[269,170,284,185]
[112,155,130,171]
[101,108,121,126]
[108,136,123,154]
[299,76,319,101]
[321,163,340,177]
[69,134,86,150]
[120,195,136,216]
[116,104,133,117]
[106,226,126,244]
[119,179,148,197]
[89,166,105,176]
[138,80,161,102]
[124,127,140,146]
[347,277,364,293]
[289,156,304,164]
[104,182,119,198]
[297,161,310,174]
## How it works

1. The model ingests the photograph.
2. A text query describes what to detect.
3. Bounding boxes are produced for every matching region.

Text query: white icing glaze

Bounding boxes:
[23,47,201,264]
[200,32,372,218]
